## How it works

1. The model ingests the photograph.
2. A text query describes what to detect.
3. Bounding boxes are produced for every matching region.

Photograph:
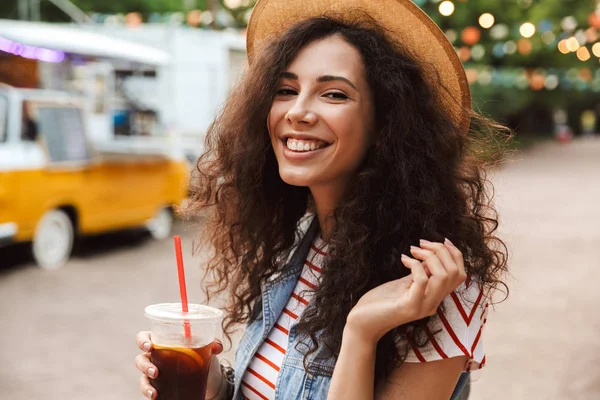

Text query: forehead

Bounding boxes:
[286,35,365,78]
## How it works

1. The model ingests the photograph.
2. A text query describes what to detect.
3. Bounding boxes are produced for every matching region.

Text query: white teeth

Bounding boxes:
[285,138,327,152]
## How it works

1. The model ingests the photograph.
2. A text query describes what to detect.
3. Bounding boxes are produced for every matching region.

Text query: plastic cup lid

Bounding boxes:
[144,303,224,323]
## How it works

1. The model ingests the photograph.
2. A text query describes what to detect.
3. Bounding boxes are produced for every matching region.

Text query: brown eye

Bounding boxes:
[276,89,297,96]
[324,92,349,100]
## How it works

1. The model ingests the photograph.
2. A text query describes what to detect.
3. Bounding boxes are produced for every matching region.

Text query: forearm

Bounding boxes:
[327,327,377,400]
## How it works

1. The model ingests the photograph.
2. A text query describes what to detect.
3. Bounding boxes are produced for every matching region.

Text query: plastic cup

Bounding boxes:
[145,303,224,400]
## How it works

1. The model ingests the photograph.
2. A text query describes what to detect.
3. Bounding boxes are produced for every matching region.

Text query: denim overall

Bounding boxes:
[231,215,470,399]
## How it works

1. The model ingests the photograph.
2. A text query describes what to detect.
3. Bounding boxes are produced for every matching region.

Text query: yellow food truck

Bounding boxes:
[0,84,189,269]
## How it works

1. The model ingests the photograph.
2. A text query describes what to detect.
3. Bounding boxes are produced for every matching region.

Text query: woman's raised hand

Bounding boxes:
[346,239,466,344]
[135,331,225,399]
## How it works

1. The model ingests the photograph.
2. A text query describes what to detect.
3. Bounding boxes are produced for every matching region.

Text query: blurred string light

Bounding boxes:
[200,11,214,25]
[558,40,570,54]
[461,26,481,45]
[577,46,591,61]
[458,46,471,62]
[585,27,599,42]
[223,0,253,8]
[0,36,65,63]
[566,37,581,52]
[439,1,455,17]
[519,22,536,38]
[471,44,485,61]
[490,24,509,40]
[479,13,495,29]
[503,40,517,55]
[464,66,600,92]
[542,31,556,45]
[87,2,600,67]
[561,16,578,32]
[544,74,559,90]
[575,29,587,44]
[186,10,202,27]
[125,12,142,27]
[518,38,532,55]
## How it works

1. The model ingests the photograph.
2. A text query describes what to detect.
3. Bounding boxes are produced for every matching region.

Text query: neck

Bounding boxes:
[310,179,350,242]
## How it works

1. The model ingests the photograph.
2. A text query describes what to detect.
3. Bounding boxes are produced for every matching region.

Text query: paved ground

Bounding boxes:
[1,136,599,399]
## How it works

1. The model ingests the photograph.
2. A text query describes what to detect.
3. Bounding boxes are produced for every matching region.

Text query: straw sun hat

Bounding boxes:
[246,0,471,134]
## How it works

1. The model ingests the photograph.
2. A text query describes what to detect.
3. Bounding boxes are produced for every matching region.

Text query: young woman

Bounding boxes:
[135,1,509,399]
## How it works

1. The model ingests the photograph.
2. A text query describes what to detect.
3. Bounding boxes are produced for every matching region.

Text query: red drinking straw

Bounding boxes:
[174,235,192,338]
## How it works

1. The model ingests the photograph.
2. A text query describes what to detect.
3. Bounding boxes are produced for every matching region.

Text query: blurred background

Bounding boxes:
[0,1,598,399]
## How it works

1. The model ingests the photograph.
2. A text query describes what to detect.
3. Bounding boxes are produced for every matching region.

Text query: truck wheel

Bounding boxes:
[146,207,173,240]
[32,209,74,270]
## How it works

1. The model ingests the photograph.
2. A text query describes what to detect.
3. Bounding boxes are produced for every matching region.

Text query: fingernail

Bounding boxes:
[401,254,409,261]
[143,342,151,351]
[148,367,156,378]
[444,238,454,247]
[410,246,420,251]
[146,389,154,398]
[419,239,431,245]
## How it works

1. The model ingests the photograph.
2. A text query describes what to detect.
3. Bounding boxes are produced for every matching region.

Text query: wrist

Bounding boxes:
[342,324,378,353]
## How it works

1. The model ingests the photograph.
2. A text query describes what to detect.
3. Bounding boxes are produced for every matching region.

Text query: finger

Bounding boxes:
[139,374,157,399]
[135,353,158,379]
[401,254,431,276]
[423,272,447,310]
[406,257,428,300]
[212,339,223,355]
[136,331,153,352]
[411,247,447,279]
[420,240,459,278]
[444,238,467,280]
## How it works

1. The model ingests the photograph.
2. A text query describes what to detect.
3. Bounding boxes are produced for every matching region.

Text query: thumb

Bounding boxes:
[211,339,224,355]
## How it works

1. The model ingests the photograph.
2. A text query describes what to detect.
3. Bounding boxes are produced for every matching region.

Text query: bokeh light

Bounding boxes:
[558,40,570,54]
[479,13,495,29]
[542,31,556,45]
[566,37,581,52]
[439,1,455,17]
[461,26,481,45]
[577,46,591,61]
[520,22,536,38]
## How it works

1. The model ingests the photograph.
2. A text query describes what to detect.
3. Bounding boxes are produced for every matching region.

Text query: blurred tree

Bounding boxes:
[2,0,599,133]
[0,0,210,22]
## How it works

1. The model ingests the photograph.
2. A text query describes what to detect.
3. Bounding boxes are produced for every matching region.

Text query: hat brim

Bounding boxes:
[247,0,471,134]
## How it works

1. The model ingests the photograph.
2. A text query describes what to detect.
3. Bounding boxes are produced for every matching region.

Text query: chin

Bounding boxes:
[278,171,314,187]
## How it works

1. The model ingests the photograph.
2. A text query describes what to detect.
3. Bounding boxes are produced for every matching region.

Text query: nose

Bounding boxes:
[285,98,317,126]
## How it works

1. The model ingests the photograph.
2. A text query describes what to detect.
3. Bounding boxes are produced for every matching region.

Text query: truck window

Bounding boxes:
[0,94,7,142]
[37,106,91,163]
[21,101,39,142]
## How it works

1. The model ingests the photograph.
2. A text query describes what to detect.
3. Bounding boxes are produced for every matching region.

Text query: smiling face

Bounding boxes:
[268,35,375,192]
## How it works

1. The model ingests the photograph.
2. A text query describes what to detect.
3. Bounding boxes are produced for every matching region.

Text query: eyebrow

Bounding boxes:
[280,71,358,91]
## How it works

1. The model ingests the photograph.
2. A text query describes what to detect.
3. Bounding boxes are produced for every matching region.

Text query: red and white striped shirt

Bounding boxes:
[241,236,489,399]
[241,235,327,400]
[404,274,489,371]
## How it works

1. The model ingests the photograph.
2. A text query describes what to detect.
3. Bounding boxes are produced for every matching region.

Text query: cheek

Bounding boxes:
[269,103,286,129]
[328,116,372,171]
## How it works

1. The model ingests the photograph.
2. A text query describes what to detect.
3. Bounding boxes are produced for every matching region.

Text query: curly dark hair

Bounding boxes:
[185,15,510,380]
